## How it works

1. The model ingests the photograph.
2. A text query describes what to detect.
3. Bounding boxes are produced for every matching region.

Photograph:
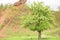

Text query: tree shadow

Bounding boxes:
[42,38,49,40]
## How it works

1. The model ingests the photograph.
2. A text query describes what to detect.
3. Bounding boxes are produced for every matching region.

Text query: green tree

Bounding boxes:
[21,2,55,40]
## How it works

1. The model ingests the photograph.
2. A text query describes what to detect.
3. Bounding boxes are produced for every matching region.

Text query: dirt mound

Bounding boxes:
[0,33,8,38]
[0,4,30,38]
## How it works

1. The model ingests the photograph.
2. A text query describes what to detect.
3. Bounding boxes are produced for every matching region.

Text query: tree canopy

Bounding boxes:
[21,2,55,31]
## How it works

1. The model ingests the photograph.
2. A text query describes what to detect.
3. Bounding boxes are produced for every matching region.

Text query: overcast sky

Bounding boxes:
[0,0,60,11]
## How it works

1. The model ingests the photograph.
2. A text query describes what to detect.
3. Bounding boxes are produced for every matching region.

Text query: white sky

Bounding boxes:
[0,0,60,11]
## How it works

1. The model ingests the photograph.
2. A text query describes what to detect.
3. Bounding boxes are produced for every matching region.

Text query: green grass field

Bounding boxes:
[0,36,60,40]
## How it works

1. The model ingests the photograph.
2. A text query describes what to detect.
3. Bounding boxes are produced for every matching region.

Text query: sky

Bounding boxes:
[0,0,60,11]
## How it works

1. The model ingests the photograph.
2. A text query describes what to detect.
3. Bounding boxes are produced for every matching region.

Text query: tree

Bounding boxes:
[21,2,55,40]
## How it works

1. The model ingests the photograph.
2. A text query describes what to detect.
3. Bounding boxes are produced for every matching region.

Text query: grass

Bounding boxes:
[0,36,60,40]
[42,27,60,36]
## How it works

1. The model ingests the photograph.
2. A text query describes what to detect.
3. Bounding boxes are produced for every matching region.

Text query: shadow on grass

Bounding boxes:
[24,38,49,40]
[28,38,60,40]
[42,38,49,40]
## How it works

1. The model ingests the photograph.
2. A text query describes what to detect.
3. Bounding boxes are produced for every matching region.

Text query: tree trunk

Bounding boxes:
[38,30,41,40]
